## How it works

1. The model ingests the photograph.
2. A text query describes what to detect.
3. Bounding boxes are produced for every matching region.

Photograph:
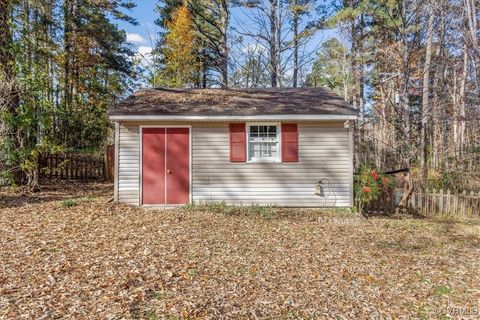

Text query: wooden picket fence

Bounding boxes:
[364,188,480,217]
[39,153,106,181]
[408,188,480,217]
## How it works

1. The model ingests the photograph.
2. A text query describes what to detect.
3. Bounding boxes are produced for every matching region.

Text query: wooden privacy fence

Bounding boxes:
[364,188,480,217]
[363,188,392,215]
[105,145,115,182]
[39,153,106,181]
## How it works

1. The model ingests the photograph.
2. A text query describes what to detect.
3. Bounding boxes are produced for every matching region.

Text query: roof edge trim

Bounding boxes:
[109,114,357,121]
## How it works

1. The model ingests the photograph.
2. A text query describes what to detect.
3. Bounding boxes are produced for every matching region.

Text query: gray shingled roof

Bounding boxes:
[109,87,357,116]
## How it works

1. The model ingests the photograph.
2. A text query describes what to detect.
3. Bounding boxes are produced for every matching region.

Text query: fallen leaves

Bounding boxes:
[0,182,479,319]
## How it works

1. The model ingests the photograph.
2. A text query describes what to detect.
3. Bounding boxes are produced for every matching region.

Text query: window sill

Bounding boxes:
[247,159,281,163]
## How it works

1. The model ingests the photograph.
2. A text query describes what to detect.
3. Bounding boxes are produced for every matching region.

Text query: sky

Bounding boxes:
[115,0,159,69]
[113,0,343,84]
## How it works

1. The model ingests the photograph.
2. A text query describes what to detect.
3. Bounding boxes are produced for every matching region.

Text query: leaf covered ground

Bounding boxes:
[1,182,479,319]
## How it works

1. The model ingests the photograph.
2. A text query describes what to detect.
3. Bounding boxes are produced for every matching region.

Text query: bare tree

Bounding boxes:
[420,1,435,173]
[232,0,284,87]
[232,0,317,87]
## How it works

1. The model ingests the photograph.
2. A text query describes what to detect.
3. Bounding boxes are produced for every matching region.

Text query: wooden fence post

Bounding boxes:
[469,191,474,217]
[84,158,88,180]
[426,188,430,216]
[414,190,418,213]
[87,158,90,180]
[477,191,480,217]
[469,191,472,216]
[453,192,458,215]
[82,159,86,180]
[419,188,423,215]
[60,155,64,179]
[103,146,108,181]
[439,189,444,216]
[446,190,451,215]
[52,156,56,178]
[410,190,415,212]
[88,159,92,179]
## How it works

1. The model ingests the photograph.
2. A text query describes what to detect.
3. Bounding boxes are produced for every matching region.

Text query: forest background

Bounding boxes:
[1,0,479,191]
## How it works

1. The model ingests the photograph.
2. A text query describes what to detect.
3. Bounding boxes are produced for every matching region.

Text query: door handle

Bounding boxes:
[167,169,172,174]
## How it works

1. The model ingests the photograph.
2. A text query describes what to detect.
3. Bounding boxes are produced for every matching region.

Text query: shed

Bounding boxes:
[108,87,357,207]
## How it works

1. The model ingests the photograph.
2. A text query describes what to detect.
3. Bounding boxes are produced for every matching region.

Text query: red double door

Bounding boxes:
[142,127,190,205]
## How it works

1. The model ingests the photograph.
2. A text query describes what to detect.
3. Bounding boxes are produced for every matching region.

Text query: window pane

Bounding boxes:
[247,125,279,161]
[264,143,271,157]
[249,126,258,140]
[249,142,261,158]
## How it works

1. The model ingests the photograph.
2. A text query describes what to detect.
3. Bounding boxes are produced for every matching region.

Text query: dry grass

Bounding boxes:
[1,182,479,319]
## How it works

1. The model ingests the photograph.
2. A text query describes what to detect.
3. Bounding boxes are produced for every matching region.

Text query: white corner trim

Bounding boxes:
[348,126,354,207]
[109,114,357,122]
[113,121,120,202]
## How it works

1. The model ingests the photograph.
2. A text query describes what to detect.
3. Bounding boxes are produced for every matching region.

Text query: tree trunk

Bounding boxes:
[292,1,299,88]
[420,3,434,176]
[0,0,13,76]
[348,5,359,167]
[219,0,229,88]
[358,14,365,142]
[276,0,282,87]
[269,0,278,87]
[400,0,411,166]
[433,0,446,170]
[30,167,41,192]
[464,0,479,90]
[0,0,19,129]
[458,44,467,157]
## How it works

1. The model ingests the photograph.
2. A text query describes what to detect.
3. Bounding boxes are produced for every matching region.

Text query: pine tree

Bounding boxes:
[306,38,350,97]
[155,0,229,87]
[0,0,137,188]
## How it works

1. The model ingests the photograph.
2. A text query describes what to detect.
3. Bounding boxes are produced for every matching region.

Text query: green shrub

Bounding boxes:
[354,164,391,215]
[61,199,78,208]
[61,196,90,208]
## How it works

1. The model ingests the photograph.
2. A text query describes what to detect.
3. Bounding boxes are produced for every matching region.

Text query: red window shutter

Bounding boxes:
[230,123,246,162]
[282,123,298,162]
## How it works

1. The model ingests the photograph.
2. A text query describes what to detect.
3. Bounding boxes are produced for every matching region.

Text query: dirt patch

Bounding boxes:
[1,183,479,319]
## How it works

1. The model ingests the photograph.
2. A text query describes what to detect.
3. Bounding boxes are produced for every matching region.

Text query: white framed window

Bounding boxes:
[247,123,281,162]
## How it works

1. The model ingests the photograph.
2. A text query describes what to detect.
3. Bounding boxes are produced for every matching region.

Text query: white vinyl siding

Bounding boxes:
[192,123,351,207]
[115,121,352,207]
[117,124,140,205]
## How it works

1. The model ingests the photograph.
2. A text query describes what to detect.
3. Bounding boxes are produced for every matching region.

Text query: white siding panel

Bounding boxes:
[116,121,353,207]
[118,124,140,205]
[191,123,352,207]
